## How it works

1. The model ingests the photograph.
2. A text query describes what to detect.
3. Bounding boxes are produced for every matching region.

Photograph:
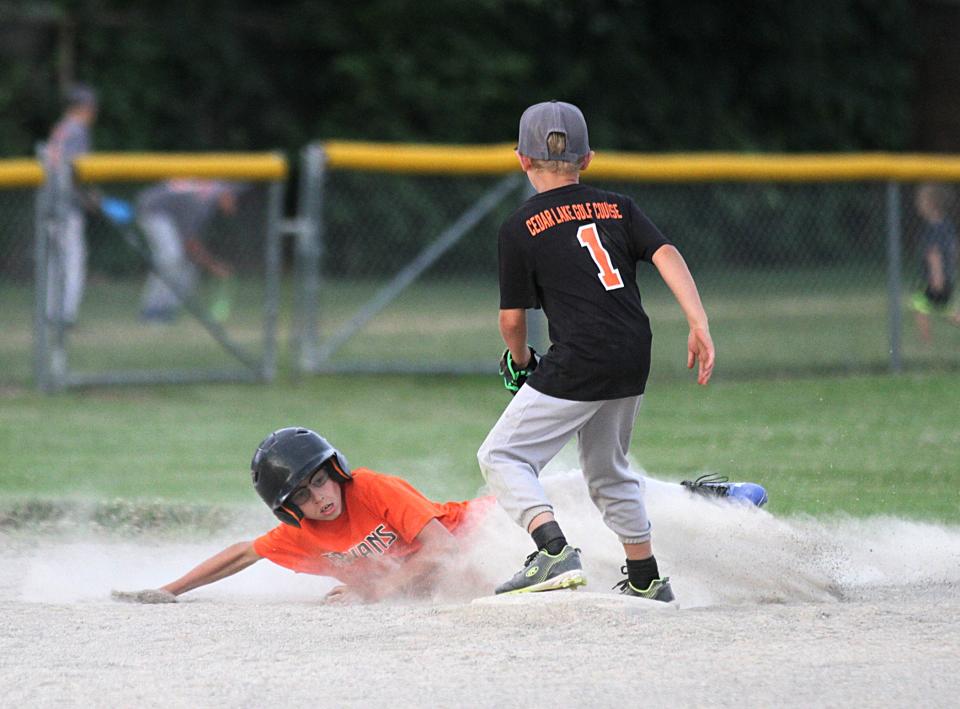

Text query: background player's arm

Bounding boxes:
[325,519,460,604]
[185,237,232,278]
[76,186,105,213]
[499,308,531,367]
[926,245,946,293]
[652,244,715,385]
[113,541,262,603]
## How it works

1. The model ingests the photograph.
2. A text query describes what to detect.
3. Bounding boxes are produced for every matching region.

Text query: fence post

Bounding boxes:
[885,181,903,374]
[32,146,52,391]
[35,151,72,391]
[293,143,325,374]
[262,173,286,381]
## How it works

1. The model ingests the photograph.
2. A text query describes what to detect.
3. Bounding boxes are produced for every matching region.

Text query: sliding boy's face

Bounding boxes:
[291,467,344,522]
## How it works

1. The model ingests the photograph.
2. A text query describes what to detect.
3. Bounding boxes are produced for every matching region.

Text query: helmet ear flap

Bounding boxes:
[326,454,351,482]
[274,502,304,527]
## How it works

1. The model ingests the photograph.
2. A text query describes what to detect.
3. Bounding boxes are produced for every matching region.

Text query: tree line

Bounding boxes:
[2,0,917,159]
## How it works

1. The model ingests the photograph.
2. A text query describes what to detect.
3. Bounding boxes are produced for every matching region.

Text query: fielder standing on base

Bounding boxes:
[478,101,715,602]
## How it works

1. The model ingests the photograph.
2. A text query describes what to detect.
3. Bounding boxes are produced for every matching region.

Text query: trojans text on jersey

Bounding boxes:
[322,524,400,567]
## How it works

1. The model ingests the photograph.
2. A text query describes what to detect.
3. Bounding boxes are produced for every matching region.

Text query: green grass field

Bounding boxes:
[304,268,960,378]
[1,371,957,522]
[3,263,959,527]
[5,267,960,390]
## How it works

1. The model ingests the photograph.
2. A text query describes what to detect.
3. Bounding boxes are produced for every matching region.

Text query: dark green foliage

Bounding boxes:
[1,0,917,157]
[0,1,920,278]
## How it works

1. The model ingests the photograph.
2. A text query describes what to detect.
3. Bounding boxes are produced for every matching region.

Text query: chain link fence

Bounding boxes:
[297,146,960,380]
[2,153,287,390]
[293,148,521,374]
[3,148,960,390]
[0,167,42,388]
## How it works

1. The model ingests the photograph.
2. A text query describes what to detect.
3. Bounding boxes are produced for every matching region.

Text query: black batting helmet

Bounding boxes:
[250,427,351,527]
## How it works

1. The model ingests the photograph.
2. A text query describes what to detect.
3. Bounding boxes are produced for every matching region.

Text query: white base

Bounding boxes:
[473,589,679,611]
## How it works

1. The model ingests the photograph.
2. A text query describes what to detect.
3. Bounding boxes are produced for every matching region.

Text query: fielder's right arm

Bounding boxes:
[498,308,530,367]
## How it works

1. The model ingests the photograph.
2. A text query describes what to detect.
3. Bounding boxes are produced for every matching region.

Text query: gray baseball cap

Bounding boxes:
[517,100,590,162]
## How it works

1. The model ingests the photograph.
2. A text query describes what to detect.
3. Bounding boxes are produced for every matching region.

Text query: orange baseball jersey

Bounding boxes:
[253,468,488,583]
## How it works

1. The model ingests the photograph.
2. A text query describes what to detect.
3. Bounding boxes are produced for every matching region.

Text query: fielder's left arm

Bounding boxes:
[652,244,715,385]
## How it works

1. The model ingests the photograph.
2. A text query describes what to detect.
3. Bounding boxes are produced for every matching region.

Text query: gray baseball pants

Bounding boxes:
[139,213,198,313]
[477,383,651,544]
[46,208,86,325]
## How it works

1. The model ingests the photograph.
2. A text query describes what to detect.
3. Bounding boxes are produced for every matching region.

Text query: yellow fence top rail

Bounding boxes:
[323,141,518,175]
[0,159,44,187]
[8,148,960,184]
[74,153,288,182]
[322,141,960,181]
[587,152,960,181]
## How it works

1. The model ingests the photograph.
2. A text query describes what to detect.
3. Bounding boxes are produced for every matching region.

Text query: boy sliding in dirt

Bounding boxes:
[113,427,490,604]
[114,426,767,605]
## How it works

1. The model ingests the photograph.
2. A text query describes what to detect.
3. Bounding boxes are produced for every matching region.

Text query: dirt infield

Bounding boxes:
[2,472,958,707]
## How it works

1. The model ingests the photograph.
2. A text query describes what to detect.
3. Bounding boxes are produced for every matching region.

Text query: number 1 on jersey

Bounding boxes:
[577,223,624,290]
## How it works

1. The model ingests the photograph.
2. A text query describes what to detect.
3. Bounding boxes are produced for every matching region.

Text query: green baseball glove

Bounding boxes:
[209,277,234,323]
[499,346,539,395]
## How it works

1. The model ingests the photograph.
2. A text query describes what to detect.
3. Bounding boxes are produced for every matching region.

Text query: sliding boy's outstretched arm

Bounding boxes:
[112,541,262,604]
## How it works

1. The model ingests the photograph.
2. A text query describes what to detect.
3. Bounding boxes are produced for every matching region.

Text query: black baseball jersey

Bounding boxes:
[498,183,671,401]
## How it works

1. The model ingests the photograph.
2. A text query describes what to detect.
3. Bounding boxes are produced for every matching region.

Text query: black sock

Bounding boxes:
[531,521,567,555]
[626,556,660,589]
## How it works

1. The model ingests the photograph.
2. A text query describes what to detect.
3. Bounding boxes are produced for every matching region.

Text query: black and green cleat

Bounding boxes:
[495,545,587,595]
